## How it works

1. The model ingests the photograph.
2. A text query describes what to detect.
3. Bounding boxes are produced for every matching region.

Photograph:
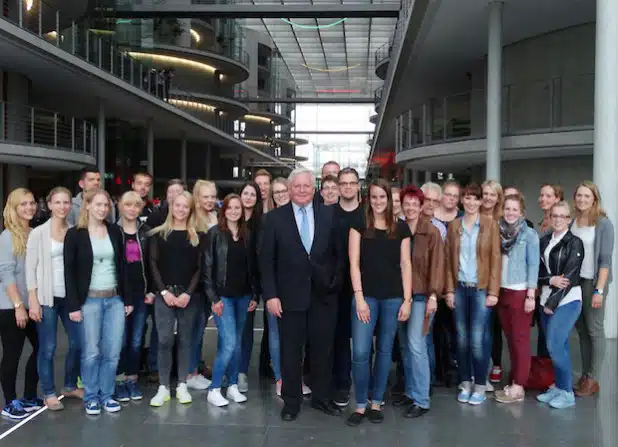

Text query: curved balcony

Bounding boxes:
[374,86,383,113]
[243,110,293,127]
[0,101,97,169]
[369,114,378,124]
[374,40,392,80]
[394,74,595,170]
[5,0,88,34]
[169,89,250,119]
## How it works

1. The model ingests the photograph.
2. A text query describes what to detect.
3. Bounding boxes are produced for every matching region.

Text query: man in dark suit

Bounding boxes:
[260,168,344,421]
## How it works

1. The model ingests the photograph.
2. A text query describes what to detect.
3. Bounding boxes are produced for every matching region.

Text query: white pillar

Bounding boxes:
[146,121,154,199]
[593,0,618,339]
[180,137,187,183]
[97,103,105,178]
[485,1,503,181]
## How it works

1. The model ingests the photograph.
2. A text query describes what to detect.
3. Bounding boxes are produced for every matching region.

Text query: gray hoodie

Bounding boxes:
[67,192,115,226]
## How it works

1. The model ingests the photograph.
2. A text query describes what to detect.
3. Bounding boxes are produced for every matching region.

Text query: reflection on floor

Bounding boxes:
[1,311,616,447]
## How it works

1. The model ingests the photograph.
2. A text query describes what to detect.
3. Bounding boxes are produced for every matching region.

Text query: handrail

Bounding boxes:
[0,101,97,156]
[374,40,393,67]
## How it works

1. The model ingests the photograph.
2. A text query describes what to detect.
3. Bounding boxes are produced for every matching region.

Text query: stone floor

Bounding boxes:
[1,309,617,447]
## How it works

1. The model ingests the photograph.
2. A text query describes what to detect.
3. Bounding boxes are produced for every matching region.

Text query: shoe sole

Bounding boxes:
[549,402,576,409]
[467,399,486,406]
[149,396,171,407]
[85,409,101,415]
[208,400,229,407]
[333,401,350,407]
[130,395,143,401]
[116,397,131,402]
[1,410,28,420]
[104,407,122,413]
[23,407,42,412]
[457,396,470,403]
[238,387,249,393]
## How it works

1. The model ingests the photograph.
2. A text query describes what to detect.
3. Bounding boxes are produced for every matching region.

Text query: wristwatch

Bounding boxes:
[594,288,603,295]
[160,290,169,297]
[14,302,22,309]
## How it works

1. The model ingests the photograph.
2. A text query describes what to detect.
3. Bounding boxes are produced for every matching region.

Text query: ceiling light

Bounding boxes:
[190,29,201,43]
[244,114,272,124]
[127,52,216,73]
[25,0,33,11]
[168,98,215,112]
[244,139,271,147]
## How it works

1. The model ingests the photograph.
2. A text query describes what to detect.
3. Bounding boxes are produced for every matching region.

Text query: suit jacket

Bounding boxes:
[259,201,343,311]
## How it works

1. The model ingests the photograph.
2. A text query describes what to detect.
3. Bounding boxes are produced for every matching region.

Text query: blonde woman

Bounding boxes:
[187,180,218,391]
[64,188,129,415]
[149,191,205,407]
[271,177,290,208]
[572,181,614,397]
[0,188,40,419]
[26,187,82,412]
[538,184,564,235]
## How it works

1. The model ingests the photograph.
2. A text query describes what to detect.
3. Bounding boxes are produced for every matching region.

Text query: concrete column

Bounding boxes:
[485,1,503,181]
[7,164,27,191]
[593,0,618,339]
[180,137,187,183]
[146,121,154,199]
[97,103,105,178]
[411,170,419,186]
[424,171,432,183]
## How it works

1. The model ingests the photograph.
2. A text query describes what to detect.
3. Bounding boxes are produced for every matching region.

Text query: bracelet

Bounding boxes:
[429,295,437,301]
[353,289,363,294]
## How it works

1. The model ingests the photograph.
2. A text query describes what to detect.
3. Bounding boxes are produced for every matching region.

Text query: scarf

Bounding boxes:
[499,217,525,255]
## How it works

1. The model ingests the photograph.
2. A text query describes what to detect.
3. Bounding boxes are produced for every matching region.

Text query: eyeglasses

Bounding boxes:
[550,214,570,220]
[322,186,339,192]
[273,190,288,196]
[443,192,459,199]
[339,181,359,187]
[425,198,441,205]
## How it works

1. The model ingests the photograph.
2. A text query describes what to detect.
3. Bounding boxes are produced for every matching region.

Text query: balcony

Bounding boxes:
[395,74,594,155]
[0,101,97,168]
[374,40,392,80]
[374,86,383,113]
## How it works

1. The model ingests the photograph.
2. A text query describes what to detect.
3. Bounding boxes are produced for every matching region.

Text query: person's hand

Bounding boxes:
[398,300,411,322]
[69,310,82,322]
[446,293,455,309]
[145,293,155,305]
[543,306,554,315]
[267,298,283,318]
[124,305,133,316]
[248,300,257,312]
[163,292,177,307]
[550,275,570,289]
[15,306,28,328]
[524,297,536,313]
[592,292,603,308]
[485,295,498,307]
[211,300,224,317]
[175,293,190,309]
[426,296,438,316]
[28,294,42,323]
[355,298,371,324]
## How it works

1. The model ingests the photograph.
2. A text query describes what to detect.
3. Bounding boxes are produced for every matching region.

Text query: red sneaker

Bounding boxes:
[489,366,503,383]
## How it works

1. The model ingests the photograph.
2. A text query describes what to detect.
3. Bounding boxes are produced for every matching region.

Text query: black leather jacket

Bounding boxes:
[116,218,153,296]
[538,230,584,310]
[203,225,261,304]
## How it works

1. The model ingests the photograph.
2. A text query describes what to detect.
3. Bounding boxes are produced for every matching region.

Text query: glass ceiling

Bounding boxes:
[242,1,398,98]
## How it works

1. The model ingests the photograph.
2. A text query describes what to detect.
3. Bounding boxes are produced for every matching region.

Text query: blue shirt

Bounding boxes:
[292,201,315,246]
[458,217,480,284]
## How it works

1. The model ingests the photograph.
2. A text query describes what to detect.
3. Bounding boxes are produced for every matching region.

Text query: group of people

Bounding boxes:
[0,161,612,427]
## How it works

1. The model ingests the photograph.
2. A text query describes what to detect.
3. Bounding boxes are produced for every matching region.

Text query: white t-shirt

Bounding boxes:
[570,222,596,280]
[51,238,65,298]
[540,230,582,307]
[500,254,526,290]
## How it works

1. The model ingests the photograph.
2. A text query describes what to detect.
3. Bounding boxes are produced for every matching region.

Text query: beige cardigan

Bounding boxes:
[25,220,71,306]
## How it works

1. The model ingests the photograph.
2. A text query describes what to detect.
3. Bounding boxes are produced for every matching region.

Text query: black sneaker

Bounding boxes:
[392,395,414,407]
[21,397,44,412]
[333,390,350,407]
[404,404,430,419]
[2,400,28,420]
[367,408,384,424]
[346,411,365,427]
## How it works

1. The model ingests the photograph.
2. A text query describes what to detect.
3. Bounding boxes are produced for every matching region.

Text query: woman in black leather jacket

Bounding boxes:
[536,201,584,410]
[203,193,259,407]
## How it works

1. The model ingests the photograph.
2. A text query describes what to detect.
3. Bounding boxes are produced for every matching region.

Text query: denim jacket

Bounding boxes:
[501,226,540,289]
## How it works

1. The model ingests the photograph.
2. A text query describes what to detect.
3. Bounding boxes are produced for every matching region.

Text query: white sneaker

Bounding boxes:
[207,388,229,407]
[302,383,312,395]
[186,374,211,390]
[276,380,282,397]
[150,385,171,407]
[226,384,248,403]
[486,381,495,393]
[237,373,249,393]
[176,383,192,404]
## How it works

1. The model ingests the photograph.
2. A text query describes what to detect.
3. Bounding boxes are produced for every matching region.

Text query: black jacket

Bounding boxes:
[259,201,344,311]
[203,225,260,304]
[538,230,584,310]
[64,223,128,313]
[116,218,153,297]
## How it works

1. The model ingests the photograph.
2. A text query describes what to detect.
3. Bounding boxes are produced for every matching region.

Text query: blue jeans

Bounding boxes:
[118,295,149,377]
[266,311,282,381]
[398,297,434,409]
[239,309,255,374]
[426,311,436,384]
[36,298,82,398]
[453,284,492,385]
[540,300,582,391]
[351,297,402,410]
[81,296,125,403]
[211,296,251,388]
[189,299,210,374]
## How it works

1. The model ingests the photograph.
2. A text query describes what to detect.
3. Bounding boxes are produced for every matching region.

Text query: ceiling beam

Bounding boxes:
[112,4,400,19]
[244,97,374,103]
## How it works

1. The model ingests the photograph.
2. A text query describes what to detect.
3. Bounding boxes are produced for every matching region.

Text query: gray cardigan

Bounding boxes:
[26,220,71,307]
[593,216,614,284]
[0,230,28,310]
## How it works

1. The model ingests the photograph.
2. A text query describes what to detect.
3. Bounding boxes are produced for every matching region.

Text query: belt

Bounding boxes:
[459,282,477,288]
[88,288,118,298]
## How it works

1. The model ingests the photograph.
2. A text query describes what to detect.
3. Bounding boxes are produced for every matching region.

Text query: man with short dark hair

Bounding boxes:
[67,167,115,225]
[321,161,341,179]
[132,172,155,220]
[320,175,340,206]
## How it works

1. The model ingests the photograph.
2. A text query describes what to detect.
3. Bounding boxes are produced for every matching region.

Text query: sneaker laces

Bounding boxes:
[10,399,25,411]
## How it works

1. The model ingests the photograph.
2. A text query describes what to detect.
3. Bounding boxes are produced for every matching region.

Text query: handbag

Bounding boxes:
[526,356,555,390]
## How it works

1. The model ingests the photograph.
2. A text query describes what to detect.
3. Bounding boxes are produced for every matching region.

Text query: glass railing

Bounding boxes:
[0,101,97,156]
[395,74,595,153]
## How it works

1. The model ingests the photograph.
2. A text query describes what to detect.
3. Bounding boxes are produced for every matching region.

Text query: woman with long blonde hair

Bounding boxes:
[193,180,218,232]
[0,188,39,419]
[64,188,129,416]
[26,186,83,412]
[538,184,564,235]
[571,181,614,397]
[148,191,205,407]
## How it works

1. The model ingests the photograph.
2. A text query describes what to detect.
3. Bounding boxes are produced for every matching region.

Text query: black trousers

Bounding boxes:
[0,310,39,402]
[278,297,337,412]
[331,284,352,392]
[491,311,503,367]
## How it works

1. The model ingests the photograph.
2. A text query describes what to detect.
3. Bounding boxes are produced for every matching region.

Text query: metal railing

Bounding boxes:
[0,101,97,156]
[374,40,393,67]
[394,73,595,153]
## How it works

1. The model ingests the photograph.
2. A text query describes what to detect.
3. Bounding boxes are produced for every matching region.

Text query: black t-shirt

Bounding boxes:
[220,234,251,298]
[334,203,364,261]
[124,232,145,295]
[353,219,411,299]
